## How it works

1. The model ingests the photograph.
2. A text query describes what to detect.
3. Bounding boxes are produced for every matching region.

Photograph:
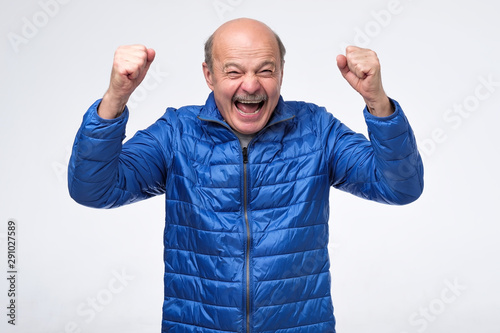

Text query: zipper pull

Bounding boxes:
[242,147,248,164]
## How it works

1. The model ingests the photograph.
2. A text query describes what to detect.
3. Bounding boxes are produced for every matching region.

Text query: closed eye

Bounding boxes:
[259,69,274,77]
[226,71,242,78]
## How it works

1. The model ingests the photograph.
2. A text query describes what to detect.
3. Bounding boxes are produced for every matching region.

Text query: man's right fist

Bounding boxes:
[98,45,155,119]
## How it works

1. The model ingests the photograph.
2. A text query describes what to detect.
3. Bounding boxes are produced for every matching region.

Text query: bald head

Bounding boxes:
[201,18,285,134]
[204,18,286,72]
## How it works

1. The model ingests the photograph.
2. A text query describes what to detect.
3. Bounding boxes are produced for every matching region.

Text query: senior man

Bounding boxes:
[69,18,423,333]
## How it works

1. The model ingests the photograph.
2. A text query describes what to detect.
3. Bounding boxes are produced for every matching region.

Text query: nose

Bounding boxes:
[240,74,261,95]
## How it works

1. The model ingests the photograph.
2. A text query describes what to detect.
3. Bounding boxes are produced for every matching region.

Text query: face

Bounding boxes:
[203,24,284,135]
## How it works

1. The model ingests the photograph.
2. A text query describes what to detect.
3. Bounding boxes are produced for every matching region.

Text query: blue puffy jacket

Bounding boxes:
[68,92,423,332]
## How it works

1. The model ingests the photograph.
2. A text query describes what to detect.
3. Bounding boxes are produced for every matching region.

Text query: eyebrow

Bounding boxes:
[223,62,243,71]
[258,60,277,69]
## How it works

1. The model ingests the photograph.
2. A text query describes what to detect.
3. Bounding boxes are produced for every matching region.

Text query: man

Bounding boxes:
[69,18,423,333]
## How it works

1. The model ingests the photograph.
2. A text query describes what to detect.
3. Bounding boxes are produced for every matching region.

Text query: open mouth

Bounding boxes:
[234,100,265,116]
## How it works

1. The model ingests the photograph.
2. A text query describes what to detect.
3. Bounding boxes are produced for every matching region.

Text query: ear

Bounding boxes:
[202,62,215,91]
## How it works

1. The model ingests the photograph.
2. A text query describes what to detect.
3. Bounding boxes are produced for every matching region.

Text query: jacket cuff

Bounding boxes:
[363,98,410,142]
[80,99,129,140]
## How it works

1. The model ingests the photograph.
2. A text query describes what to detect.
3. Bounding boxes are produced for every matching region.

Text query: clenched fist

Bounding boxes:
[337,46,393,117]
[98,45,156,119]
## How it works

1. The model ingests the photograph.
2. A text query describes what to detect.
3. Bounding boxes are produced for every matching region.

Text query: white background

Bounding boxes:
[1,0,499,332]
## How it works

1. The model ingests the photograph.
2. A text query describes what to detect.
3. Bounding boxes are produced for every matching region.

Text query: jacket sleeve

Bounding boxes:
[68,99,173,208]
[325,99,424,205]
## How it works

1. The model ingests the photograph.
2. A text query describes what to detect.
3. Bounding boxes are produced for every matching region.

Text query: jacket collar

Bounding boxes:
[198,92,295,130]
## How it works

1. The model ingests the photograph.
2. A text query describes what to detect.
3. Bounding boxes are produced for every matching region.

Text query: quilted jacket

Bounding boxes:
[68,92,424,332]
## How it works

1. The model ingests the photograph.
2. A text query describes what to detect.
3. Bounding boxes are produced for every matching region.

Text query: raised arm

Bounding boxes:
[68,45,171,208]
[327,46,424,205]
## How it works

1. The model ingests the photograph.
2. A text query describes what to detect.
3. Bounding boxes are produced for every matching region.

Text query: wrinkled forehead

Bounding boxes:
[212,25,280,65]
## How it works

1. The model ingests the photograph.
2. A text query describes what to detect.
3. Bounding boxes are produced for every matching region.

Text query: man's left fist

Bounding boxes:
[337,46,393,117]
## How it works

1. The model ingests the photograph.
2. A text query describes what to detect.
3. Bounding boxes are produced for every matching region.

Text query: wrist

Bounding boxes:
[98,91,129,119]
[364,94,394,117]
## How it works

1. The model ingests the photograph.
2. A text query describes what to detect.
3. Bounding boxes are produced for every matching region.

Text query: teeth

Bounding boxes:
[234,99,264,116]
[237,100,263,104]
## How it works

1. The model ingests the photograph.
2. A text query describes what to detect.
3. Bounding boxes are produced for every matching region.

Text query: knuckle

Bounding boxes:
[139,52,148,63]
[133,44,147,51]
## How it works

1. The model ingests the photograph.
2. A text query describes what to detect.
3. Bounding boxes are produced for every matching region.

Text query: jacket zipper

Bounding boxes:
[196,115,253,331]
[242,146,251,333]
[197,114,296,332]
